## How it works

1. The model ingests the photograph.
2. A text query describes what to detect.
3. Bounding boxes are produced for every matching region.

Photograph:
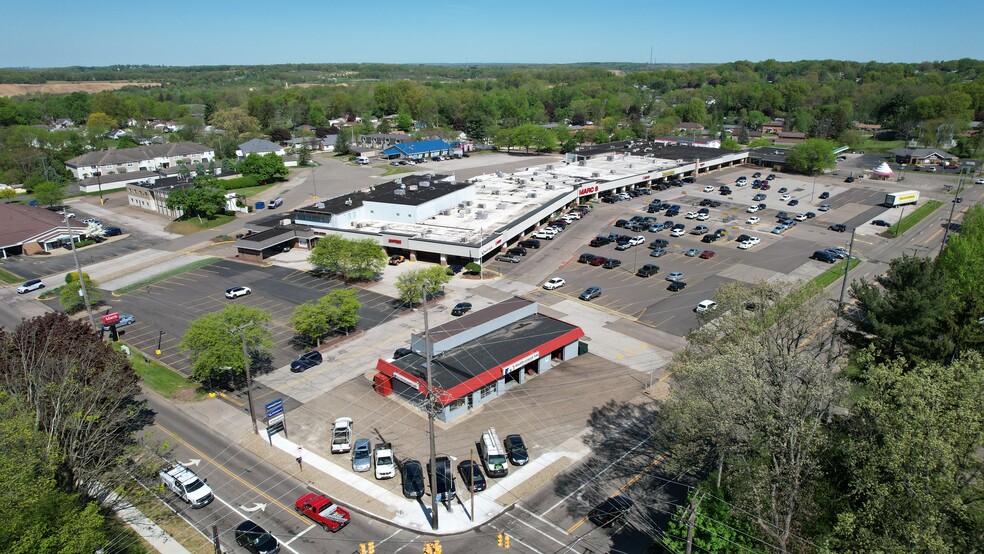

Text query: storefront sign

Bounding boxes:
[578,185,599,195]
[387,238,403,244]
[641,175,651,180]
[501,351,539,376]
[480,238,502,255]
[661,170,676,177]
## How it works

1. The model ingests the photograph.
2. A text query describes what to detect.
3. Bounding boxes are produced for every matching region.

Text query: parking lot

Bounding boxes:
[484,165,895,336]
[112,259,403,377]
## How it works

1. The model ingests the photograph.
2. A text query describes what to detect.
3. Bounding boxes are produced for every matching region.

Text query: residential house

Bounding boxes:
[776,131,806,144]
[887,148,959,167]
[761,120,785,134]
[677,122,705,133]
[380,139,454,161]
[236,138,285,159]
[854,122,882,133]
[65,142,215,192]
[359,133,411,149]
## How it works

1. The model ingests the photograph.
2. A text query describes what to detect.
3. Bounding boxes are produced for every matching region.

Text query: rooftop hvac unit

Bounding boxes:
[546,164,555,170]
[545,183,555,190]
[316,202,326,208]
[440,209,451,215]
[533,171,539,175]
[591,172,601,178]
[395,177,403,184]
[527,192,537,198]
[610,169,617,174]
[281,219,291,226]
[427,173,435,178]
[476,211,487,220]
[458,202,466,208]
[496,171,504,177]
[345,198,353,205]
[578,160,586,166]
[480,184,487,188]
[462,208,471,214]
[457,212,465,218]
[465,200,473,206]
[606,155,614,161]
[408,185,418,191]
[492,189,500,195]
[628,164,633,168]
[496,202,508,210]
[477,203,486,209]
[394,189,406,196]
[420,181,430,187]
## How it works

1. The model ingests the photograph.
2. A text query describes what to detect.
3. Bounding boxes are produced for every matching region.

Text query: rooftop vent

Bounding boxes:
[475,211,487,220]
[476,203,486,209]
[345,198,353,206]
[546,164,555,170]
[420,181,430,187]
[408,185,418,191]
[316,202,325,208]
[606,155,614,161]
[527,192,537,198]
[395,177,403,184]
[496,202,508,210]
[591,172,601,178]
[545,183,555,190]
[394,189,406,196]
[578,160,586,166]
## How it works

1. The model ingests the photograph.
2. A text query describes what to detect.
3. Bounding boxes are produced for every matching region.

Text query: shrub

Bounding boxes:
[218,175,260,190]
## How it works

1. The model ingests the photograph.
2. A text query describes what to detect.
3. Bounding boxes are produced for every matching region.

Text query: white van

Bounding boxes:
[356,156,370,165]
[268,197,283,209]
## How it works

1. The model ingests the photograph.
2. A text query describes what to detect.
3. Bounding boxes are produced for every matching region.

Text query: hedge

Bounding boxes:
[218,175,260,190]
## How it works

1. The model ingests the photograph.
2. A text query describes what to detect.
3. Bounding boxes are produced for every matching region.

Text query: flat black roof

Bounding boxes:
[748,146,790,163]
[574,140,737,163]
[295,173,458,215]
[393,313,579,393]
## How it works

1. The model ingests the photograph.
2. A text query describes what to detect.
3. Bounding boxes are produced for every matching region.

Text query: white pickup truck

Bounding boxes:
[159,463,213,508]
[331,417,353,454]
[374,443,396,480]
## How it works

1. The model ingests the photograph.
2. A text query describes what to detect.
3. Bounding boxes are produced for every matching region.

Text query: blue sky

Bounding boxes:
[4,0,982,68]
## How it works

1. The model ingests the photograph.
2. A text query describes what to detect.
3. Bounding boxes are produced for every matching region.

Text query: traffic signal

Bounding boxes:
[367,542,375,554]
[504,535,510,549]
[497,533,503,547]
[360,544,367,554]
[433,540,441,554]
[424,542,433,554]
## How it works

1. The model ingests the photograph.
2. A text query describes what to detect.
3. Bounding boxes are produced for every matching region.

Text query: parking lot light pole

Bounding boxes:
[65,211,98,331]
[94,171,104,205]
[231,323,260,435]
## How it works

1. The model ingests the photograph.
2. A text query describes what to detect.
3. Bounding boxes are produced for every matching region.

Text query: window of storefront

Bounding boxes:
[480,383,496,399]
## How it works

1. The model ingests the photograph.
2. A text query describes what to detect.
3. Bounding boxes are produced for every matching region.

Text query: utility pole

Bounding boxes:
[231,323,260,435]
[211,524,221,554]
[422,291,440,530]
[65,211,97,330]
[831,227,858,351]
[939,167,967,257]
[469,447,475,522]
[684,491,705,554]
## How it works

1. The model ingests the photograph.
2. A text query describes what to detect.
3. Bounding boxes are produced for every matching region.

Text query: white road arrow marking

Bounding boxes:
[240,503,267,513]
[178,458,201,467]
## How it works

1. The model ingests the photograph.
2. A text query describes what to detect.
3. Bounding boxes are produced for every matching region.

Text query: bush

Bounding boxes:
[76,239,96,247]
[465,262,481,274]
[218,175,260,190]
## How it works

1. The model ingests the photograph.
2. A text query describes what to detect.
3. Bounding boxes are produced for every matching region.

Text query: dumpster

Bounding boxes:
[254,201,265,210]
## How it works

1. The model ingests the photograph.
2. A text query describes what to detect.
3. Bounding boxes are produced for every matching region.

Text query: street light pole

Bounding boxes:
[94,171,104,205]
[65,211,97,330]
[939,167,967,257]
[231,323,260,435]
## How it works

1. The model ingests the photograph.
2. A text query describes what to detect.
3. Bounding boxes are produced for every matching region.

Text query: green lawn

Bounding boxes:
[858,137,905,153]
[114,258,218,295]
[812,257,862,289]
[0,266,22,284]
[112,342,200,399]
[165,213,236,234]
[232,184,275,198]
[889,200,943,237]
[379,166,416,176]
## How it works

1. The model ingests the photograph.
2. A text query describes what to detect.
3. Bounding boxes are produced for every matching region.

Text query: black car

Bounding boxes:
[235,520,281,554]
[519,239,541,249]
[393,348,413,360]
[427,456,456,502]
[650,239,669,249]
[504,434,529,465]
[601,196,617,203]
[588,496,634,528]
[615,219,630,228]
[602,258,621,269]
[103,226,123,236]
[401,460,425,499]
[819,192,830,200]
[636,264,660,277]
[788,199,799,206]
[457,460,487,492]
[828,224,847,232]
[811,250,837,263]
[507,246,527,257]
[290,351,323,373]
[845,176,855,183]
[667,280,687,292]
[451,302,472,316]
[578,253,597,263]
[872,219,892,227]
[701,234,719,243]
[447,264,463,275]
[590,236,612,247]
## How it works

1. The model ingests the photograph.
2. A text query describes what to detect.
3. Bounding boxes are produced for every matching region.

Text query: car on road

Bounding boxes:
[667,280,687,292]
[695,300,718,313]
[290,351,323,372]
[702,185,715,193]
[975,178,984,184]
[778,187,788,194]
[294,493,351,533]
[388,255,406,265]
[811,250,837,263]
[788,199,799,206]
[401,460,425,499]
[818,203,831,211]
[746,216,760,225]
[579,287,602,301]
[502,434,530,466]
[828,224,847,232]
[699,250,716,259]
[457,460,487,492]
[685,248,701,257]
[235,520,282,553]
[666,271,685,281]
[102,313,135,330]
[543,277,565,290]
[636,263,660,277]
[451,302,473,316]
[352,439,371,472]
[16,279,45,294]
[872,219,892,227]
[779,194,791,202]
[225,286,251,299]
[819,192,830,199]
[495,254,522,263]
[602,258,621,269]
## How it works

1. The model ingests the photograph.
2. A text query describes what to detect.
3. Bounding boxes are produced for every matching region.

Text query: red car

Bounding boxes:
[589,256,608,266]
[699,250,716,259]
[295,493,351,532]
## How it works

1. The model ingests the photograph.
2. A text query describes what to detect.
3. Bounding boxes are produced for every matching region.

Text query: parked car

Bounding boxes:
[401,460,425,499]
[811,250,837,263]
[235,520,282,553]
[649,248,667,257]
[818,203,831,211]
[650,238,669,249]
[388,255,406,265]
[637,264,660,277]
[685,248,701,257]
[451,302,473,316]
[294,493,350,532]
[602,258,622,269]
[788,199,799,206]
[290,351,323,373]
[519,239,541,249]
[393,347,413,360]
[772,225,789,234]
[746,216,761,225]
[666,271,685,281]
[578,253,597,264]
[746,205,761,213]
[496,254,522,263]
[589,256,608,266]
[82,218,101,225]
[701,234,719,243]
[699,250,716,259]
[579,287,602,301]
[103,226,123,236]
[825,247,849,259]
[691,225,709,235]
[667,280,687,292]
[457,460,487,492]
[819,192,830,200]
[828,224,847,232]
[16,279,45,294]
[352,439,372,472]
[225,286,251,299]
[779,194,791,202]
[543,277,566,290]
[872,219,892,227]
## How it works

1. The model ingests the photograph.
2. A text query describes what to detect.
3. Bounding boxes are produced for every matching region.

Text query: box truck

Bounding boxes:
[884,190,919,207]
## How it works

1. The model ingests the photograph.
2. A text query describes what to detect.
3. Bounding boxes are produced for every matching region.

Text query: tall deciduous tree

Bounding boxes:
[32,180,65,206]
[290,289,362,345]
[786,138,837,175]
[0,312,142,493]
[178,305,273,383]
[395,266,452,306]
[164,183,226,222]
[308,235,387,281]
[209,107,260,136]
[935,204,984,359]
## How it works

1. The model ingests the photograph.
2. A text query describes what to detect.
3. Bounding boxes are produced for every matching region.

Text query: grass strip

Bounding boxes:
[890,200,943,237]
[112,342,199,399]
[0,266,22,284]
[114,257,218,295]
[812,257,862,289]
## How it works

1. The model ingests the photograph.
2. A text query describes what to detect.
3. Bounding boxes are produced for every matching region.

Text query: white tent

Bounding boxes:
[873,161,893,176]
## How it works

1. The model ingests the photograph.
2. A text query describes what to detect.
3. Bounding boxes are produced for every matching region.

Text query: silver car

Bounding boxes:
[352,439,371,472]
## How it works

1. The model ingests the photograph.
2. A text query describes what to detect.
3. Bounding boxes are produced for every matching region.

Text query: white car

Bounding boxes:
[533,231,553,240]
[373,443,396,480]
[225,286,251,299]
[543,277,566,290]
[779,194,791,202]
[670,228,686,237]
[696,213,710,221]
[566,211,582,219]
[629,236,645,246]
[82,218,101,225]
[746,205,761,213]
[744,236,761,246]
[685,211,698,219]
[746,216,761,225]
[702,186,715,193]
[794,213,808,221]
[738,241,754,250]
[976,178,984,185]
[695,300,718,313]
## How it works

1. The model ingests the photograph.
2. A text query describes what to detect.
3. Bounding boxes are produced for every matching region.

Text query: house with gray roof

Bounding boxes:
[236,138,285,159]
[888,147,958,166]
[64,142,215,193]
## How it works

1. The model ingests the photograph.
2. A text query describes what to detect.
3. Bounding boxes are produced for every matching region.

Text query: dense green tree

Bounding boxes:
[164,183,226,222]
[661,485,764,553]
[84,111,115,137]
[58,273,102,313]
[334,129,351,155]
[935,204,984,358]
[178,305,273,383]
[236,152,288,182]
[210,107,260,136]
[32,180,65,206]
[395,266,452,307]
[307,235,386,281]
[719,137,742,150]
[270,127,291,142]
[825,352,984,552]
[290,288,362,345]
[786,138,838,174]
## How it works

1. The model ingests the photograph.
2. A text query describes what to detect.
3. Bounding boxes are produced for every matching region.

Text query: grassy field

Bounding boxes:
[0,266,22,283]
[890,200,944,237]
[112,342,199,399]
[379,165,416,176]
[114,257,218,295]
[859,137,905,153]
[164,213,236,234]
[232,184,275,198]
